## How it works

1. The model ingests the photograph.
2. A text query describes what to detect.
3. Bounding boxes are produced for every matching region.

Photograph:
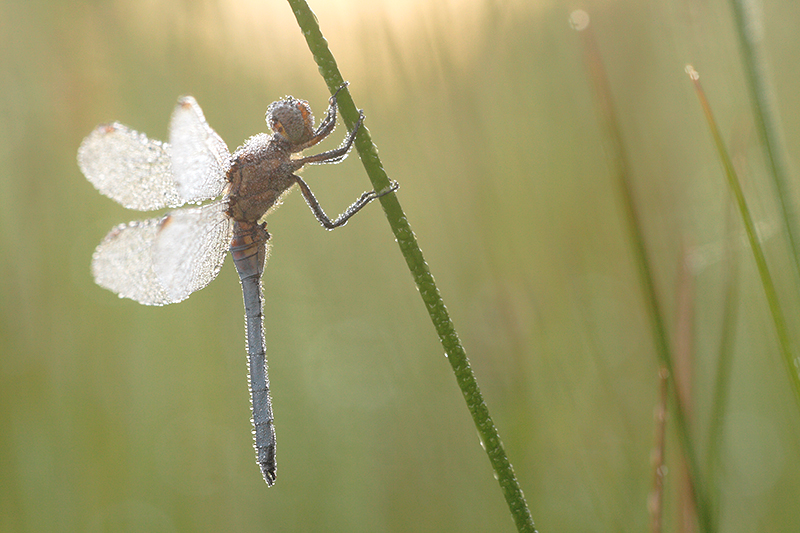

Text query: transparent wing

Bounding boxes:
[169,96,231,203]
[151,202,234,302]
[78,123,185,211]
[92,201,234,306]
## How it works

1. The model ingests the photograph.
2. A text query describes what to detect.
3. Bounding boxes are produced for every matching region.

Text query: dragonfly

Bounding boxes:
[78,84,397,486]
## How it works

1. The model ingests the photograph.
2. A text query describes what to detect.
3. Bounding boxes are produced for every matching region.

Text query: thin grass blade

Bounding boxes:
[286,1,537,531]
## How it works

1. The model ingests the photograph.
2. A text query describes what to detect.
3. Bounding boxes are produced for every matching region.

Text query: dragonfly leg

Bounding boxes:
[311,82,349,141]
[294,175,399,230]
[290,82,350,153]
[293,110,364,168]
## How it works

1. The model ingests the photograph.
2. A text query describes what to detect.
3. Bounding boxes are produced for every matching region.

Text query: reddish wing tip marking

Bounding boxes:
[106,225,124,239]
[158,214,174,231]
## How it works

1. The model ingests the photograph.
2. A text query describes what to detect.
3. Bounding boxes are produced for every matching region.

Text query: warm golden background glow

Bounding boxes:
[2,0,800,531]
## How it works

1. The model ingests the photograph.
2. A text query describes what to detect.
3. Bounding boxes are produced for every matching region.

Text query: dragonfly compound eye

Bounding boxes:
[266,97,315,146]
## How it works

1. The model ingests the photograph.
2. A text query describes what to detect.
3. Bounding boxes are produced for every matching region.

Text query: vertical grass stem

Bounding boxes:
[728,0,800,287]
[286,1,536,531]
[687,66,800,411]
[575,20,713,533]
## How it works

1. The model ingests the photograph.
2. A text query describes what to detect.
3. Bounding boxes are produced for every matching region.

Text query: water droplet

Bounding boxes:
[569,10,590,31]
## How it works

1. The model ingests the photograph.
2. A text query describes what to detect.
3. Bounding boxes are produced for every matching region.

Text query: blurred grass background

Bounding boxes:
[2,0,800,531]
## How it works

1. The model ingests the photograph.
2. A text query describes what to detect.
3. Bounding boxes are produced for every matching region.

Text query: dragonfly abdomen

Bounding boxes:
[231,221,276,486]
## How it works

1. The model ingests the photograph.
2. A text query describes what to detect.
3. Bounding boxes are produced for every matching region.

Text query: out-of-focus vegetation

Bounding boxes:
[1,0,799,531]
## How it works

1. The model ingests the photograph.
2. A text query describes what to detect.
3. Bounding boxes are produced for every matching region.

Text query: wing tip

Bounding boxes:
[177,95,198,109]
[90,122,127,137]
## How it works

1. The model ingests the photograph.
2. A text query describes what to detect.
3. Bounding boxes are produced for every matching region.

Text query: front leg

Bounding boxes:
[293,110,364,168]
[294,174,399,229]
[313,83,349,139]
[293,83,349,152]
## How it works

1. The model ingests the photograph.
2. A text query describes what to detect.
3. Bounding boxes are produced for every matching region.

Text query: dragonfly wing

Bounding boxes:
[92,217,179,305]
[151,201,234,303]
[78,123,185,211]
[92,202,233,305]
[169,96,231,204]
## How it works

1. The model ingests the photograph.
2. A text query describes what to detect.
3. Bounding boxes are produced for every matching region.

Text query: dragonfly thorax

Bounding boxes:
[226,133,297,224]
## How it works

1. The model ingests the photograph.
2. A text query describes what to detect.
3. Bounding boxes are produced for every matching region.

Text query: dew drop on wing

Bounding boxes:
[151,202,234,304]
[168,95,231,204]
[78,122,185,211]
[91,218,174,306]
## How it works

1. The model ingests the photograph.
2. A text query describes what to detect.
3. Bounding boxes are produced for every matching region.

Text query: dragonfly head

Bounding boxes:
[266,97,315,147]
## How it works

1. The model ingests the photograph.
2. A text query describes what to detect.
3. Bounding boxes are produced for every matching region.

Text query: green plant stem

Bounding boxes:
[729,0,800,287]
[705,199,738,524]
[688,67,800,410]
[577,26,713,533]
[286,2,536,531]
